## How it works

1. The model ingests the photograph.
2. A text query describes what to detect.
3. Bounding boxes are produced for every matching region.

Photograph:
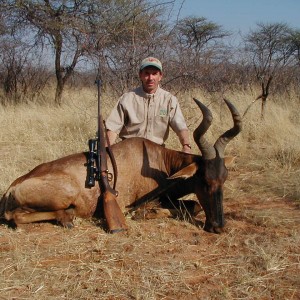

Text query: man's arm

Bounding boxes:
[168,95,191,153]
[105,97,125,146]
[177,129,191,153]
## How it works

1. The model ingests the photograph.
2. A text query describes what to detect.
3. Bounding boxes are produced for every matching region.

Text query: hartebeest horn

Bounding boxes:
[193,98,216,160]
[214,99,242,158]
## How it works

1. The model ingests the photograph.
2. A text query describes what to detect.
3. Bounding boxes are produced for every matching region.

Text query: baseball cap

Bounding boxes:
[139,57,162,71]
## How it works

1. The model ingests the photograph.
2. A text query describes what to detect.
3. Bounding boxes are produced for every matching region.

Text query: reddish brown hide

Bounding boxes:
[0,99,242,233]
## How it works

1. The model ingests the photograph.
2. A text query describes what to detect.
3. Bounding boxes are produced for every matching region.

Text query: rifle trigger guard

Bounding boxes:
[107,172,113,182]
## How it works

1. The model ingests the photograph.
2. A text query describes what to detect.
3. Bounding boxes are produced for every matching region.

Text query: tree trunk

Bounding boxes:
[54,78,64,105]
[260,76,272,120]
[261,95,267,120]
[54,33,64,105]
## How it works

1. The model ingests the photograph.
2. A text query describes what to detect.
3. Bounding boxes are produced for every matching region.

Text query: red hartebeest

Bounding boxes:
[0,99,242,233]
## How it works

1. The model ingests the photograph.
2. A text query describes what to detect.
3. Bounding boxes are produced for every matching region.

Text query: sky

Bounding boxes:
[175,0,299,36]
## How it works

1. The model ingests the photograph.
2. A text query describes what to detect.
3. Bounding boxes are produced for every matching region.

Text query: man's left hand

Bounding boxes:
[182,144,191,154]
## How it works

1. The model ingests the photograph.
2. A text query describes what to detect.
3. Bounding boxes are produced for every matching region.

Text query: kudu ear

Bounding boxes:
[224,156,236,169]
[168,162,198,180]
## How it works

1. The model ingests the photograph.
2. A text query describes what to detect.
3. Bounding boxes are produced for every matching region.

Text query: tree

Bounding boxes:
[2,0,92,105]
[176,16,229,53]
[289,29,300,67]
[0,39,50,105]
[244,22,294,118]
[0,6,49,104]
[171,16,231,92]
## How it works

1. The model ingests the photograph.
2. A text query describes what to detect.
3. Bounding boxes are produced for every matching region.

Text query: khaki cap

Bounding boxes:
[140,57,162,71]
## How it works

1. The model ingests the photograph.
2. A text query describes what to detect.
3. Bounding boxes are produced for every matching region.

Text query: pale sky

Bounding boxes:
[175,0,299,35]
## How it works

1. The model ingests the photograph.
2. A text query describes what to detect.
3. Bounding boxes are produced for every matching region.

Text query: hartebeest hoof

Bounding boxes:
[110,228,127,234]
[62,222,74,229]
[203,222,224,234]
[55,208,75,228]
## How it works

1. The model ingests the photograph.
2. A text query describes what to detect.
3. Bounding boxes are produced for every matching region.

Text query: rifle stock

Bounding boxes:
[95,74,126,233]
[97,114,127,233]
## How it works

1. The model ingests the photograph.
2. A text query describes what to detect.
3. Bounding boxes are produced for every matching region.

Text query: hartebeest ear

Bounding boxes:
[168,162,198,180]
[224,156,236,169]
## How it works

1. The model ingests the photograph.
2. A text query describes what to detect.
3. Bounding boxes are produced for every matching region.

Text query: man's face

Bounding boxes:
[139,67,162,94]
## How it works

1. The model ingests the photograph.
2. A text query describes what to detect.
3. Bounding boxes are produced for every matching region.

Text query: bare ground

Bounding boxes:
[0,169,299,300]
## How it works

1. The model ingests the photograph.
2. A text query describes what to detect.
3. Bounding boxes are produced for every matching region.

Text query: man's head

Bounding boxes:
[139,57,163,94]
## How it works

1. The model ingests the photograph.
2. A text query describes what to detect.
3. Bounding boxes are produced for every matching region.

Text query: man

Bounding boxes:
[106,57,191,153]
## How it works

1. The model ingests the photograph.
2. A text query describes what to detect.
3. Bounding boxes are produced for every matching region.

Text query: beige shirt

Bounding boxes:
[106,86,188,145]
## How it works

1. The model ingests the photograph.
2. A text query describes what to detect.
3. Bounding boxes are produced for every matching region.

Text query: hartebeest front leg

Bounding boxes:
[5,207,75,228]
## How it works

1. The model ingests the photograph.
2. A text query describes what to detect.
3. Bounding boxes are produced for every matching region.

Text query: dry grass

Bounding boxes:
[0,86,299,299]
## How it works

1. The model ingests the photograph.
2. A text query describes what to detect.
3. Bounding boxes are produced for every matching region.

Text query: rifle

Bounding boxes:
[86,68,127,233]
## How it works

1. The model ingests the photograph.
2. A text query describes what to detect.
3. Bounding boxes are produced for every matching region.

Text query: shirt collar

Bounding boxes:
[137,85,161,99]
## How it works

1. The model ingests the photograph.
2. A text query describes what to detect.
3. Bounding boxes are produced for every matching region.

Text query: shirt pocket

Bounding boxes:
[153,114,169,138]
[126,109,145,126]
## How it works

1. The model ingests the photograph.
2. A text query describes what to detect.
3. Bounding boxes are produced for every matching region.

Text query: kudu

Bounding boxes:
[0,99,242,233]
